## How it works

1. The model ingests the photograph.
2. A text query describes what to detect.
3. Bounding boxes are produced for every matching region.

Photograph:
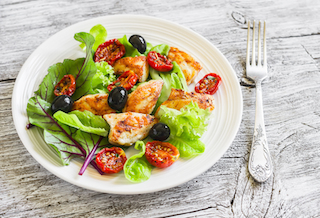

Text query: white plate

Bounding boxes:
[12,15,243,194]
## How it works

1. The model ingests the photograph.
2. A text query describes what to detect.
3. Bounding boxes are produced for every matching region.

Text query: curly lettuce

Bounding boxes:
[157,102,211,158]
[91,61,116,94]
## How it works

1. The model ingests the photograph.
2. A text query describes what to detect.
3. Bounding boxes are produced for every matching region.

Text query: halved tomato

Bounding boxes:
[195,73,221,95]
[96,147,127,173]
[53,74,76,96]
[145,141,180,168]
[107,70,138,92]
[94,39,125,65]
[147,51,173,72]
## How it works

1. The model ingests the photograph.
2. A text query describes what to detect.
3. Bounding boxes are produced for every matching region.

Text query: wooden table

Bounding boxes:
[1,0,320,217]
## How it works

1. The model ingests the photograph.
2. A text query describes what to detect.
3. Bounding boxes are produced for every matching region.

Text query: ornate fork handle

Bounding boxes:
[248,80,272,182]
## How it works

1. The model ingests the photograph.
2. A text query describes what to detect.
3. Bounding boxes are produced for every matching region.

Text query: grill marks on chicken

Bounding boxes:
[167,47,202,85]
[103,112,158,146]
[155,88,214,117]
[123,80,163,114]
[71,94,116,115]
[113,56,149,82]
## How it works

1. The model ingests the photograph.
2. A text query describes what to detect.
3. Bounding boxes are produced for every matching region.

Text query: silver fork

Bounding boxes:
[246,20,272,182]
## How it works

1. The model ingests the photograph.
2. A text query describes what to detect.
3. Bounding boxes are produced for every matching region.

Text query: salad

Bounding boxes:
[26,24,221,183]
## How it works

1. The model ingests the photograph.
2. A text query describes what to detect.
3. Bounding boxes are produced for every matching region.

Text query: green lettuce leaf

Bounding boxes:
[118,35,142,57]
[149,44,170,56]
[124,141,153,183]
[150,61,189,112]
[157,102,211,158]
[170,61,188,91]
[144,42,153,55]
[79,24,107,51]
[91,61,116,94]
[35,32,96,102]
[53,110,109,137]
[158,102,211,138]
[168,136,205,159]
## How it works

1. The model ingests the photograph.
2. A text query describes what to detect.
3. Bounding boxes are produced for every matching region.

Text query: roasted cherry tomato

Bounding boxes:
[145,141,180,168]
[94,39,125,65]
[53,74,76,96]
[195,73,222,95]
[107,70,138,92]
[96,147,127,174]
[147,51,173,72]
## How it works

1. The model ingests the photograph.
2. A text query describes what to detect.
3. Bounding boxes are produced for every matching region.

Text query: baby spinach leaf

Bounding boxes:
[53,110,109,137]
[124,141,153,183]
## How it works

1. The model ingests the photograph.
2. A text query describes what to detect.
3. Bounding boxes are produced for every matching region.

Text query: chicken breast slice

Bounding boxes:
[71,94,116,116]
[113,56,149,82]
[103,112,157,146]
[123,80,163,114]
[167,47,202,85]
[155,88,214,117]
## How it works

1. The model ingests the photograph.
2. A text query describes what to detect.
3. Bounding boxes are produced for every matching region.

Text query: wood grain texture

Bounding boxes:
[1,0,320,217]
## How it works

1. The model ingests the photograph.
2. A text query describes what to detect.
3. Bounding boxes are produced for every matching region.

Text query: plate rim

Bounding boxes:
[12,14,243,194]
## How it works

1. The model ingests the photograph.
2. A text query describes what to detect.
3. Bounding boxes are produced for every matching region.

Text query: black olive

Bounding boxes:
[149,123,171,141]
[129,35,147,54]
[108,87,128,111]
[51,95,74,114]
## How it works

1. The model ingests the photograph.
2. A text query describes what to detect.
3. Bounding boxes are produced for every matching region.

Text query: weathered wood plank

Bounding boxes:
[1,0,320,217]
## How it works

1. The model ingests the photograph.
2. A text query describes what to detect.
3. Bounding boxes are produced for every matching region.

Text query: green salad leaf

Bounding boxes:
[168,135,205,158]
[27,96,87,162]
[124,141,153,183]
[157,102,211,158]
[149,44,170,56]
[53,110,109,137]
[79,24,107,51]
[150,61,189,112]
[144,42,153,55]
[91,61,116,94]
[158,102,211,138]
[74,130,109,175]
[35,32,96,102]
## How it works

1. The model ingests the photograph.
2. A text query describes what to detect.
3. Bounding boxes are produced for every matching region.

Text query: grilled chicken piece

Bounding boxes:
[167,47,202,85]
[103,112,157,146]
[123,80,163,114]
[155,88,214,117]
[71,94,116,116]
[113,56,149,82]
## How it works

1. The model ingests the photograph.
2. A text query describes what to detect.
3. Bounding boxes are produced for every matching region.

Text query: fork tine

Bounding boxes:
[251,20,256,66]
[263,21,267,67]
[257,21,261,66]
[246,20,251,67]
